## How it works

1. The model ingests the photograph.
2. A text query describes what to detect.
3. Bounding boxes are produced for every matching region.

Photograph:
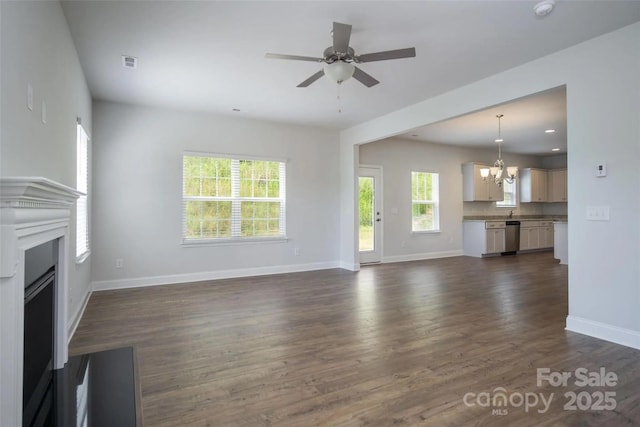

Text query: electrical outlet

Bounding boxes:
[115,258,124,268]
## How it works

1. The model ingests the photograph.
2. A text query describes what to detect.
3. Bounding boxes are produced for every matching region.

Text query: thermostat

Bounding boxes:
[596,164,607,177]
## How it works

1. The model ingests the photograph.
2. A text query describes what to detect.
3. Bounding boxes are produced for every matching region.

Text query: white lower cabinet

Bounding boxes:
[463,221,506,257]
[520,227,539,251]
[540,225,554,248]
[519,221,553,251]
[486,228,506,254]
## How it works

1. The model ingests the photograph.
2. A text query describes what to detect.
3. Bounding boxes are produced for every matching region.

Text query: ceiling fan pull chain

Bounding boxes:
[337,83,342,113]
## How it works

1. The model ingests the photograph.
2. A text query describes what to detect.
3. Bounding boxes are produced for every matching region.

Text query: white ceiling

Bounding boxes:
[61,1,640,152]
[400,85,568,155]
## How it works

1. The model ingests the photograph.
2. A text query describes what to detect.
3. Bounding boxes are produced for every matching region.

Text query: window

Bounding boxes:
[411,171,439,232]
[182,153,286,242]
[76,121,90,261]
[496,179,517,207]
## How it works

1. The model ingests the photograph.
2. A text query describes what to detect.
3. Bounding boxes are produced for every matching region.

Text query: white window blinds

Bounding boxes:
[411,171,440,232]
[182,153,286,242]
[76,122,90,260]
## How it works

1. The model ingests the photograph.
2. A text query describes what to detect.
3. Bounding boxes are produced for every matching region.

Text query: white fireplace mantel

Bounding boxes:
[1,177,81,426]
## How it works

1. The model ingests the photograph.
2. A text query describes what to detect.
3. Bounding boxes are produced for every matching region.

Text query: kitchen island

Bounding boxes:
[463,216,567,258]
[553,221,568,264]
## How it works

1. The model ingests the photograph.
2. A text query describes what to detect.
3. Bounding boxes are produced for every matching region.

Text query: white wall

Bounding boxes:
[91,101,341,288]
[359,138,546,261]
[0,1,92,325]
[341,23,640,349]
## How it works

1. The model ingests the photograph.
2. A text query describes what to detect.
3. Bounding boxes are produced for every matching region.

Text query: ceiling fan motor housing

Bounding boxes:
[323,46,356,63]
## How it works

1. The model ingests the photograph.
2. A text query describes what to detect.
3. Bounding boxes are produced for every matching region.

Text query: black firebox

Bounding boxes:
[23,241,57,427]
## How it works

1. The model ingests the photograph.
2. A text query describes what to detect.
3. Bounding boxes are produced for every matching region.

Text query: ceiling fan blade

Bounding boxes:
[332,22,352,54]
[352,67,379,87]
[356,47,416,63]
[297,70,325,87]
[265,53,323,62]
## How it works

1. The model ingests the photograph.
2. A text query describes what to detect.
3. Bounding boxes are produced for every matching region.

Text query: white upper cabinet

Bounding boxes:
[520,168,548,202]
[462,163,504,202]
[547,169,568,202]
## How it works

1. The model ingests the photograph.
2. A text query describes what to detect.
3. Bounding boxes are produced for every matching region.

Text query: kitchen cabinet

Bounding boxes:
[462,163,504,202]
[547,169,568,202]
[540,223,554,248]
[520,224,539,251]
[519,220,553,251]
[463,220,506,257]
[486,228,506,254]
[520,168,548,202]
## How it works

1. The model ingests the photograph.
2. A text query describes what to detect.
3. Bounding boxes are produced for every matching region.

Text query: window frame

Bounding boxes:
[411,171,440,233]
[181,151,287,245]
[75,120,90,263]
[496,179,517,208]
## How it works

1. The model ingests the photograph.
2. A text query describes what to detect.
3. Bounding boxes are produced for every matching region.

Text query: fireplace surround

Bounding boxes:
[1,177,81,426]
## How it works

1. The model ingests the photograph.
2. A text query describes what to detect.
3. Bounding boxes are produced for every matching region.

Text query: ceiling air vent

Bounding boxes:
[122,55,137,69]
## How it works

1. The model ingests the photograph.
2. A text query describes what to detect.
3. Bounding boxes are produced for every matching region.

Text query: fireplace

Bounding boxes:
[1,178,81,426]
[23,241,57,426]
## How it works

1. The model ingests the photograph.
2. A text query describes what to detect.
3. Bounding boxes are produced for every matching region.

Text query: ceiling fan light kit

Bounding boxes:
[534,0,555,17]
[323,61,355,84]
[265,21,416,88]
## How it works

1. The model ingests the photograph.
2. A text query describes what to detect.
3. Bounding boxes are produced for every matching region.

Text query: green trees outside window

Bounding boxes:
[183,155,286,241]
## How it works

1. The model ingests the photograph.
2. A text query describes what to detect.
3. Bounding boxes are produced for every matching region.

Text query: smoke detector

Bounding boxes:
[534,0,555,17]
[122,55,138,69]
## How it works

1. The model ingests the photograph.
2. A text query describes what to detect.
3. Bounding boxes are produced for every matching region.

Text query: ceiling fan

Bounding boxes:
[265,22,416,88]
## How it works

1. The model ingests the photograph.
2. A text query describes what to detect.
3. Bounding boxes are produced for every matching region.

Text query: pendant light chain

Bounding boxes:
[480,113,518,186]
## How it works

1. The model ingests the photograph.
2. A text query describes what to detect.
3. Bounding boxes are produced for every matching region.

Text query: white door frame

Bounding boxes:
[359,165,383,264]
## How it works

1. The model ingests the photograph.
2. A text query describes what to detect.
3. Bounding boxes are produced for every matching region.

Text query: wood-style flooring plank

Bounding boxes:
[70,253,640,426]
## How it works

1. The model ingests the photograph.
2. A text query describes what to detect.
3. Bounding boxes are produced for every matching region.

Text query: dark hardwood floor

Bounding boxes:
[70,252,640,426]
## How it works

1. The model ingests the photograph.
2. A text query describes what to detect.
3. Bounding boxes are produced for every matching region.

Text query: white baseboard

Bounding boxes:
[382,250,464,264]
[67,284,92,342]
[565,315,640,350]
[338,261,360,271]
[91,261,342,292]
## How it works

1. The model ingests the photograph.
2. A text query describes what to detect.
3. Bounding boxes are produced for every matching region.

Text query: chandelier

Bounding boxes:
[480,114,517,187]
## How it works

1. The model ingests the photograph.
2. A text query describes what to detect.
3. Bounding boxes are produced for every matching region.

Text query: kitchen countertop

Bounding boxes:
[463,215,568,221]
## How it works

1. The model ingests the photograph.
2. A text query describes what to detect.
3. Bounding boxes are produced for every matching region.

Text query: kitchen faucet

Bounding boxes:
[509,210,514,219]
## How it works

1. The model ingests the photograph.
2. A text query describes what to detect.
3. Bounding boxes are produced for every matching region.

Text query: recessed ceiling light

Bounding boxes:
[545,129,556,133]
[411,134,418,137]
[551,148,560,152]
[232,108,241,112]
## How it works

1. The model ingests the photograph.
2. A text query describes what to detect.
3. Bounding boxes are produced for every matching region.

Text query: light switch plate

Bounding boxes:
[586,206,610,221]
[596,164,607,177]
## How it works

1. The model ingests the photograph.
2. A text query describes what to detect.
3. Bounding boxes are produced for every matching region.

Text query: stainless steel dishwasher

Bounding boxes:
[503,221,520,254]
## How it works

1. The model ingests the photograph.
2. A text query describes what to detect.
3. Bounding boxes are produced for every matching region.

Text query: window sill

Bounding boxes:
[181,237,289,247]
[76,251,90,264]
[411,230,441,235]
